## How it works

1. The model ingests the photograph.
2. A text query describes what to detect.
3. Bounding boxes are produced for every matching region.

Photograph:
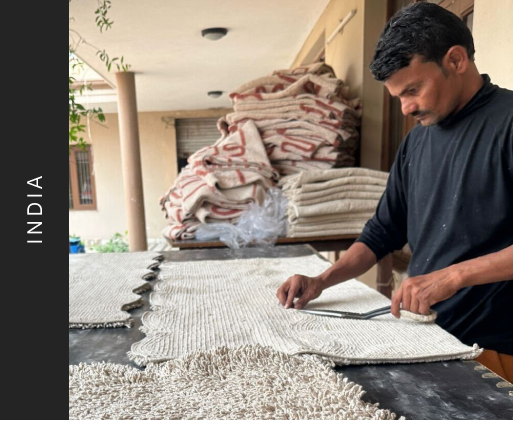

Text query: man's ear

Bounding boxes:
[444,46,469,74]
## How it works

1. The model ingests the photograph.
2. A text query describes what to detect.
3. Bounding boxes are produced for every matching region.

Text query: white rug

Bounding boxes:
[69,252,162,328]
[129,255,480,365]
[69,345,403,420]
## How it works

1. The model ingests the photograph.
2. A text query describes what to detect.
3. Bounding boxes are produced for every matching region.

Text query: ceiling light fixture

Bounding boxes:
[201,27,228,41]
[207,91,223,99]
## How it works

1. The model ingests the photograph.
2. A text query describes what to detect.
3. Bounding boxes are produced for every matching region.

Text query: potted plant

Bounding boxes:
[69,234,85,253]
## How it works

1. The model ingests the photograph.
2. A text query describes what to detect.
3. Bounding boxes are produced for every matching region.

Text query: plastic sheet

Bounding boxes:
[195,188,288,249]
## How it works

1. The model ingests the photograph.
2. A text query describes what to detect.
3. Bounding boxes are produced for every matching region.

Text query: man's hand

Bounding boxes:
[391,266,463,317]
[276,274,323,309]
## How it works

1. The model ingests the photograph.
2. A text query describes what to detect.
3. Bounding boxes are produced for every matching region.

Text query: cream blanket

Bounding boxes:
[285,184,385,204]
[287,228,365,238]
[289,212,375,225]
[273,160,335,176]
[234,94,361,124]
[230,73,342,103]
[188,120,278,181]
[288,199,380,219]
[288,221,367,236]
[294,191,382,207]
[279,168,389,190]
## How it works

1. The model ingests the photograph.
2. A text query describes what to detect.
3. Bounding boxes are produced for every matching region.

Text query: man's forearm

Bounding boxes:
[317,242,377,289]
[390,244,513,317]
[454,244,513,288]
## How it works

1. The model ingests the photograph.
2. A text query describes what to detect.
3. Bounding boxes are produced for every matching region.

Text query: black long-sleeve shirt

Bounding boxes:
[357,75,513,354]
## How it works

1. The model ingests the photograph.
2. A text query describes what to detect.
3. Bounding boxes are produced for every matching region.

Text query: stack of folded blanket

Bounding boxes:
[218,62,362,176]
[278,168,388,238]
[160,120,279,241]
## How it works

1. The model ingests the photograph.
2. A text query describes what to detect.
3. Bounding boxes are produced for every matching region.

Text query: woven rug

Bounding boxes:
[69,345,403,420]
[69,252,162,329]
[129,254,480,365]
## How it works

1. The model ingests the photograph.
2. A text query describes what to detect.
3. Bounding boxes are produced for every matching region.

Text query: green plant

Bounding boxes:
[92,232,129,253]
[69,1,130,149]
[69,53,106,149]
[69,233,85,247]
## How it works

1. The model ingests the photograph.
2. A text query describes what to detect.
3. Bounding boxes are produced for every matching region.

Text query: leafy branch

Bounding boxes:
[95,0,113,33]
[69,0,130,149]
[69,52,106,148]
[96,49,130,72]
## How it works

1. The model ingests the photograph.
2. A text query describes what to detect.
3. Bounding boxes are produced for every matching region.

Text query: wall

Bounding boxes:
[69,108,231,245]
[473,0,513,90]
[324,0,365,99]
[293,0,365,98]
[292,0,387,171]
[360,0,387,170]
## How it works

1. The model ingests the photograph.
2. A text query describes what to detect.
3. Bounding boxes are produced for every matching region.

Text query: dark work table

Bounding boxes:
[69,245,513,419]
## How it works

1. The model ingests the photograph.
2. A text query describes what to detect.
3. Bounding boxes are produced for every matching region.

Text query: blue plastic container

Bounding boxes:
[69,238,85,254]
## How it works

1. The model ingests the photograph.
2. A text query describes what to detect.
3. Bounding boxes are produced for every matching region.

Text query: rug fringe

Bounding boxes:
[126,351,151,366]
[69,319,134,329]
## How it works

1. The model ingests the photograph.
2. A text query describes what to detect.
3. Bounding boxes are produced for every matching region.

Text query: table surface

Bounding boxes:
[169,233,359,249]
[69,245,513,419]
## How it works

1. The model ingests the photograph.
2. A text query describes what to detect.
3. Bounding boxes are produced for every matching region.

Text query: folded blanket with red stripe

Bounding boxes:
[221,62,361,175]
[160,121,277,241]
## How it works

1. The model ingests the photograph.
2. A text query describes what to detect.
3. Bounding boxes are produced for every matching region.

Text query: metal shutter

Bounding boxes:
[176,118,220,159]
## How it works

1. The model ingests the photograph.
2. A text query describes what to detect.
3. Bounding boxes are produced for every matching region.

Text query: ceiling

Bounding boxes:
[69,0,331,113]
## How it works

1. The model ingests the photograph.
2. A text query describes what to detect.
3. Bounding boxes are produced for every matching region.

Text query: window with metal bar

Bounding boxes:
[69,146,97,210]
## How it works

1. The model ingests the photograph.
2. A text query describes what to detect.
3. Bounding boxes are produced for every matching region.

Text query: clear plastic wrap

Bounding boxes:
[195,188,288,249]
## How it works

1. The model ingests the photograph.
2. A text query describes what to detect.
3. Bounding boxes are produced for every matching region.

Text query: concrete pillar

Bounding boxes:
[115,71,147,251]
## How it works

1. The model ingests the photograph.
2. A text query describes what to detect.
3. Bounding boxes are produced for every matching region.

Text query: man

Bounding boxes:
[277,2,513,381]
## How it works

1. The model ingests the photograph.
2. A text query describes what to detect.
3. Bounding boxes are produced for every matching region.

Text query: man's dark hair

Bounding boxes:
[370,2,475,81]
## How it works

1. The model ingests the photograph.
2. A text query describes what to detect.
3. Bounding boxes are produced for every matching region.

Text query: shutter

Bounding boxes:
[176,118,220,158]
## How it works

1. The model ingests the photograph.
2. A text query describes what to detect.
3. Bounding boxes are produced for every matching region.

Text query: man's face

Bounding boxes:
[384,55,461,126]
